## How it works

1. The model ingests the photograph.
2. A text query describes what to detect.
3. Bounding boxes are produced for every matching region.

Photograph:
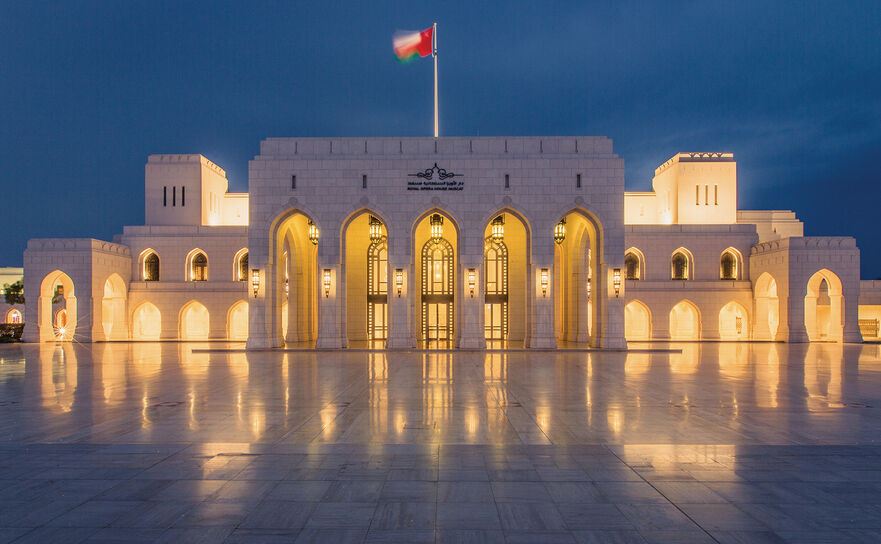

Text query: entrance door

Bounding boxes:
[367,239,388,342]
[484,238,508,341]
[422,238,454,347]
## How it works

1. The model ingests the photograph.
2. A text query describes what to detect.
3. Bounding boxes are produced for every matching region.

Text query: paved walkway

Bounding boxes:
[1,342,881,543]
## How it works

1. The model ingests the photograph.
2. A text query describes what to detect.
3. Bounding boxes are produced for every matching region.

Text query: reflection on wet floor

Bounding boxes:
[1,342,881,445]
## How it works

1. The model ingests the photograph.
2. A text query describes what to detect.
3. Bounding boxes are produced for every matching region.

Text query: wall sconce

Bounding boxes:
[323,269,331,297]
[613,268,621,297]
[540,268,549,297]
[430,213,444,239]
[251,269,260,298]
[395,268,404,297]
[308,220,319,245]
[554,218,566,245]
[491,215,504,242]
[467,268,476,297]
[586,277,591,298]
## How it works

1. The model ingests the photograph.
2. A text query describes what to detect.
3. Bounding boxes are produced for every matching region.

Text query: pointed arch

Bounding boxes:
[38,270,76,341]
[554,207,603,346]
[482,208,531,345]
[412,208,460,347]
[185,249,208,281]
[805,268,844,342]
[234,248,249,282]
[624,300,652,341]
[754,272,780,340]
[179,300,210,340]
[670,300,701,340]
[671,247,694,280]
[341,208,389,345]
[100,273,127,340]
[227,300,249,341]
[624,247,645,280]
[139,248,160,281]
[5,308,22,324]
[720,247,742,280]
[270,209,319,346]
[131,301,161,340]
[719,300,749,340]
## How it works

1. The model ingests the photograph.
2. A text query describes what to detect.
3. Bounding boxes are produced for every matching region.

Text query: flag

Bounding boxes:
[393,27,434,62]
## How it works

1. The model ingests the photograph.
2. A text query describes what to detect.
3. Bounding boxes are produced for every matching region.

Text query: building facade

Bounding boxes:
[19,137,880,347]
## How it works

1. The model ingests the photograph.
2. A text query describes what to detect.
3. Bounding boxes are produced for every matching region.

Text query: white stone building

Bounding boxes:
[18,137,881,346]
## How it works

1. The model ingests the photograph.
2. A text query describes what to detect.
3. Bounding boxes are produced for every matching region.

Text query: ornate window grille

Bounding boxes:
[484,237,508,340]
[421,237,454,344]
[191,253,208,281]
[367,238,388,340]
[720,251,737,280]
[671,252,688,280]
[144,253,160,281]
[624,252,640,280]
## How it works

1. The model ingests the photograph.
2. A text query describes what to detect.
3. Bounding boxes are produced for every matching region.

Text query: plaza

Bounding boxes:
[2,341,881,542]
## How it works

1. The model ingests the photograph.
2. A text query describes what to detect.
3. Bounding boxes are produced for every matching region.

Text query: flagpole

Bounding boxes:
[433,21,438,138]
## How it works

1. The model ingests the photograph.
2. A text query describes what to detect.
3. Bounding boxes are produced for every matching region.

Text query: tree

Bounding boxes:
[3,280,24,305]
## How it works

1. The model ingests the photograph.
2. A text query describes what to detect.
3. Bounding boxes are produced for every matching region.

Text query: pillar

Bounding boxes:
[316,263,343,348]
[459,259,485,349]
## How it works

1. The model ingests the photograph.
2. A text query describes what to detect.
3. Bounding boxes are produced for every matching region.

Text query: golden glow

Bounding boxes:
[322,269,331,298]
[613,268,621,296]
[251,269,260,297]
[430,213,444,239]
[368,215,383,242]
[554,218,566,244]
[491,215,504,241]
[467,268,476,297]
[395,268,404,296]
[607,407,623,435]
[308,220,319,245]
[540,268,549,296]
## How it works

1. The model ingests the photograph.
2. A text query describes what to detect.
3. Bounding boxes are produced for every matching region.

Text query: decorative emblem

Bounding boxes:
[409,163,460,180]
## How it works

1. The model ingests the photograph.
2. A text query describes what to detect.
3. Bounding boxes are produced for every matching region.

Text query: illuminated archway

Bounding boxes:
[100,273,127,340]
[719,301,748,340]
[554,209,602,345]
[272,211,319,346]
[186,249,209,281]
[413,209,459,347]
[754,272,780,340]
[720,248,742,280]
[131,301,161,340]
[37,270,76,341]
[669,300,700,340]
[483,210,530,346]
[227,300,249,341]
[5,309,22,324]
[179,301,209,340]
[624,248,644,280]
[234,248,249,282]
[342,210,388,345]
[624,300,651,341]
[139,249,160,281]
[805,269,844,342]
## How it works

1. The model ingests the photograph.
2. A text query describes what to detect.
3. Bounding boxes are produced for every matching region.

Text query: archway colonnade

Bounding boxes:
[247,205,623,349]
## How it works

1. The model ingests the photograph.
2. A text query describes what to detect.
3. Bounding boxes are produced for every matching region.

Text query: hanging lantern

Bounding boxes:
[554,218,566,245]
[368,215,383,243]
[308,220,319,245]
[430,213,444,239]
[491,215,505,242]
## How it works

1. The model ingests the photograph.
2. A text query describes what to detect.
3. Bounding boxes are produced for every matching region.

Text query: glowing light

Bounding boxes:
[251,269,260,298]
[308,220,319,245]
[491,215,504,242]
[369,215,383,243]
[613,268,622,297]
[323,269,331,298]
[430,213,443,239]
[540,269,549,297]
[554,218,566,244]
[395,269,404,297]
[467,268,476,297]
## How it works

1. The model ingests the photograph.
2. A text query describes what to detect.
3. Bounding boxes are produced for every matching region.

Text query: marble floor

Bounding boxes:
[2,342,881,543]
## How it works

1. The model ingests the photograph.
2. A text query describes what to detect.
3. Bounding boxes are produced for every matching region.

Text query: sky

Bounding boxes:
[2,1,880,276]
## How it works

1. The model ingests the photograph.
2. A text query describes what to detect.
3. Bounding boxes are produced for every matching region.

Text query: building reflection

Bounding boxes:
[423,353,452,436]
[804,343,844,408]
[755,343,780,408]
[368,353,389,434]
[669,343,701,374]
[39,343,77,412]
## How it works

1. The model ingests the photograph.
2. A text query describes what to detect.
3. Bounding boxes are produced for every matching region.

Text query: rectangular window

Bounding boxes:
[163,186,167,207]
[714,185,718,205]
[291,175,296,190]
[705,185,709,205]
[576,173,582,188]
[181,186,185,206]
[172,186,176,206]
[362,174,367,189]
[696,185,700,205]
[504,174,510,189]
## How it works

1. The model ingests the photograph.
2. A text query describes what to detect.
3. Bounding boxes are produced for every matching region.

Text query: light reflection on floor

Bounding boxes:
[1,342,880,445]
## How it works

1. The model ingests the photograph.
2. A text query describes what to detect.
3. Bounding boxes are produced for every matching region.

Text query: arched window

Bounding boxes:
[190,252,208,281]
[143,252,160,281]
[720,250,737,280]
[235,250,249,281]
[6,309,22,324]
[671,251,689,280]
[484,238,509,340]
[624,251,641,280]
[422,238,454,343]
[367,239,388,341]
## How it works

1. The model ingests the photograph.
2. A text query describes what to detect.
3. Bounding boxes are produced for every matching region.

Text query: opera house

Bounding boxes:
[12,136,881,348]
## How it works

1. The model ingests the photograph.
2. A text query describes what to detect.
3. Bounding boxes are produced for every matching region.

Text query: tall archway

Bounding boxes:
[669,300,700,340]
[719,301,748,340]
[272,211,319,346]
[624,300,651,341]
[131,301,161,340]
[179,301,209,340]
[554,210,602,345]
[805,269,844,342]
[342,210,388,346]
[754,272,780,340]
[414,210,458,348]
[101,274,127,341]
[37,270,77,341]
[227,300,249,341]
[483,210,529,346]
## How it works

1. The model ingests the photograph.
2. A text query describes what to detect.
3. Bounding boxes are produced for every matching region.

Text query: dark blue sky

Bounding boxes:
[2,1,880,276]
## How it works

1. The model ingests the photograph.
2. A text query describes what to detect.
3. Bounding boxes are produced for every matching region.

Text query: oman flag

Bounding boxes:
[393,27,434,62]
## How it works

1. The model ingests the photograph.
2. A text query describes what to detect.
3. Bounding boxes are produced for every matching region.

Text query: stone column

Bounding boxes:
[702,302,721,341]
[595,263,626,349]
[316,263,343,348]
[386,258,414,349]
[529,262,557,348]
[459,259,485,349]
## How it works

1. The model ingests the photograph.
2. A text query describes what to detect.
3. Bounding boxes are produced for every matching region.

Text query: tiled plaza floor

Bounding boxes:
[2,342,881,543]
